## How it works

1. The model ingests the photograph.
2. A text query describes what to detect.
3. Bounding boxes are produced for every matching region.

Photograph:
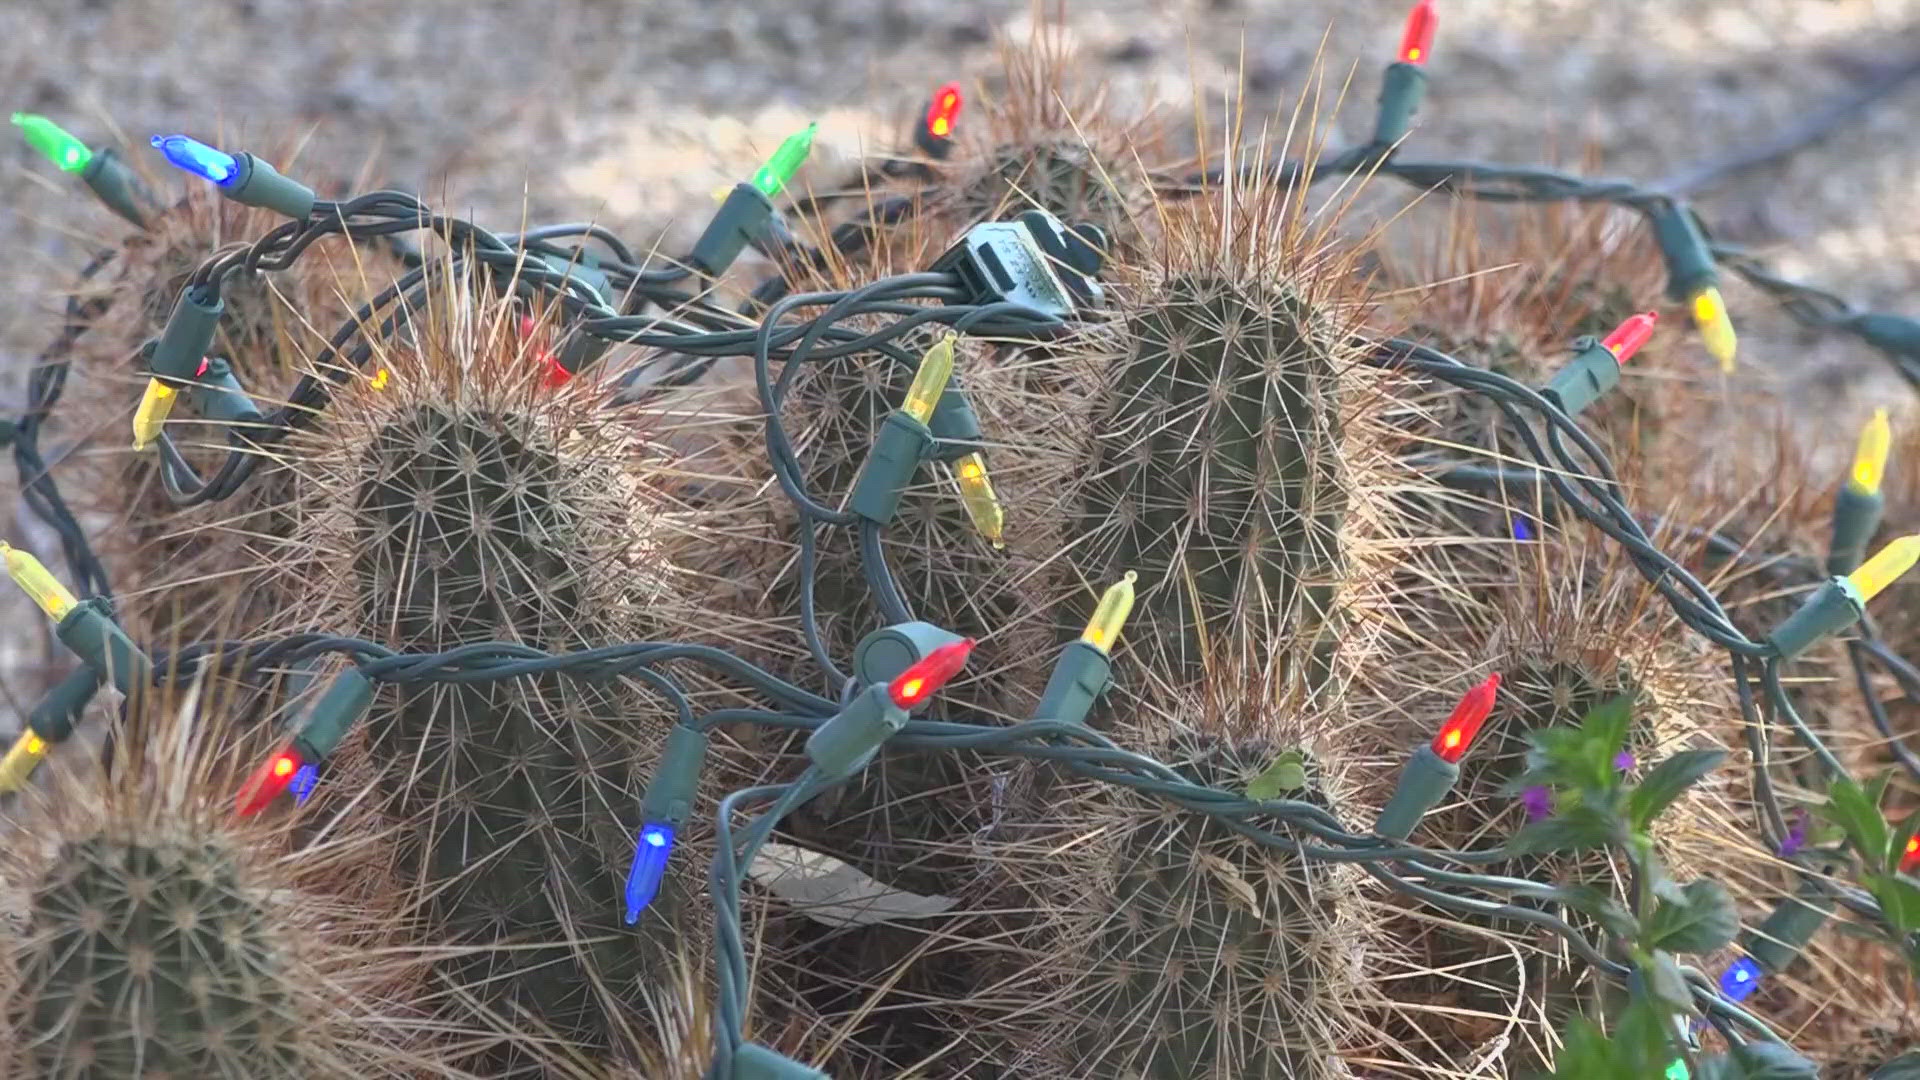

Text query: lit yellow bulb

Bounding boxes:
[370,367,390,391]
[0,730,50,793]
[1081,571,1139,654]
[130,378,178,450]
[1690,286,1737,372]
[900,333,956,425]
[1,543,77,621]
[1848,534,1920,603]
[950,452,1005,549]
[1850,408,1892,495]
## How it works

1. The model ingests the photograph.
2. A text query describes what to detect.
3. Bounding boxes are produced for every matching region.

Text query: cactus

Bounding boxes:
[273,267,712,1073]
[0,671,433,1078]
[1367,524,1769,1074]
[58,140,401,645]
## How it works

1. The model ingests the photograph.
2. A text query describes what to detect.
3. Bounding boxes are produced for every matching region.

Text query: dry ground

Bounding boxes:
[0,0,1915,737]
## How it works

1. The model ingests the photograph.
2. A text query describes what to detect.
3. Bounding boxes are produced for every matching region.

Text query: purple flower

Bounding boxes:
[1779,811,1808,857]
[1613,751,1636,773]
[1521,786,1553,822]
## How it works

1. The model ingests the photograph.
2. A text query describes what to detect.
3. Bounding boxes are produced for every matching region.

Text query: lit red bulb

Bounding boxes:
[888,638,975,710]
[1432,672,1501,764]
[518,314,571,387]
[1902,833,1920,874]
[236,747,305,816]
[1397,0,1438,65]
[1600,311,1659,363]
[926,82,963,140]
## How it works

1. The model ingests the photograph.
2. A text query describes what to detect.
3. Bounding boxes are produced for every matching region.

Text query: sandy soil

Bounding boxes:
[0,0,1917,717]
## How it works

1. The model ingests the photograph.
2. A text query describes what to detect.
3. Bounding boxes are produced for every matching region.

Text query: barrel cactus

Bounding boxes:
[272,268,715,1073]
[57,138,402,644]
[0,674,432,1078]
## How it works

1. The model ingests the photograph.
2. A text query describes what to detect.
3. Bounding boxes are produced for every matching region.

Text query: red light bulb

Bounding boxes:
[1431,672,1501,764]
[236,746,306,816]
[888,638,975,710]
[926,82,963,140]
[518,313,571,386]
[1600,311,1658,363]
[1397,0,1437,65]
[1903,833,1920,874]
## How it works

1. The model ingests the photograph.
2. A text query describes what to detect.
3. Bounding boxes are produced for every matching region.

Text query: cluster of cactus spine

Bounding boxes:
[57,139,401,647]
[0,672,432,1078]
[272,266,712,1073]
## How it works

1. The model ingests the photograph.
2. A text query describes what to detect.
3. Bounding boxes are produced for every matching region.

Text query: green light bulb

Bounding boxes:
[11,113,92,174]
[750,121,816,198]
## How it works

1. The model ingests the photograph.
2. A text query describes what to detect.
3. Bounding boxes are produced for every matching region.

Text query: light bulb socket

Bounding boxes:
[1766,576,1865,660]
[1373,62,1429,149]
[850,409,934,524]
[222,152,315,221]
[79,148,151,229]
[639,722,710,827]
[1373,743,1461,841]
[805,683,907,780]
[288,667,374,761]
[1542,337,1622,418]
[690,182,777,278]
[1650,203,1718,301]
[731,1043,831,1080]
[1740,876,1835,973]
[1033,639,1114,727]
[913,124,954,161]
[926,381,983,462]
[853,621,966,687]
[187,357,265,429]
[53,599,152,698]
[150,287,225,383]
[1827,484,1885,577]
[1850,313,1920,359]
[538,250,614,309]
[27,663,103,744]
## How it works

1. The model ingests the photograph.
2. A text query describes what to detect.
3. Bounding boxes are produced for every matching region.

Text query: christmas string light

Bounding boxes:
[1830,408,1891,574]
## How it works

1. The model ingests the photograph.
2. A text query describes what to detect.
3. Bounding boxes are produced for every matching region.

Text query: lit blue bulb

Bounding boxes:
[1718,956,1763,1004]
[150,134,239,185]
[1511,515,1533,541]
[624,822,675,925]
[289,763,320,805]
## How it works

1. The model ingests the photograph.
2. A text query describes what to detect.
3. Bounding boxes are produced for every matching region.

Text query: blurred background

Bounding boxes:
[1,0,1918,726]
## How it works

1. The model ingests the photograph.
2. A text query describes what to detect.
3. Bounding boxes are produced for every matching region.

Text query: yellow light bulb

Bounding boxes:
[900,334,956,425]
[131,378,178,450]
[1,543,77,621]
[370,367,390,391]
[1848,534,1920,603]
[950,452,1005,549]
[0,730,49,793]
[1081,571,1139,653]
[1850,408,1891,495]
[1690,286,1737,372]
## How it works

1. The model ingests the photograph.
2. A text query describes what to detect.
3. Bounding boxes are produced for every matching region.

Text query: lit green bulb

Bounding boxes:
[750,121,816,198]
[11,113,92,174]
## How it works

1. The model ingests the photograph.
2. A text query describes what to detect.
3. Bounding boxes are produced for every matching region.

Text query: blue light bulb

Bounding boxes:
[1718,956,1763,1004]
[150,134,239,185]
[624,822,675,925]
[289,763,320,805]
[1511,515,1533,541]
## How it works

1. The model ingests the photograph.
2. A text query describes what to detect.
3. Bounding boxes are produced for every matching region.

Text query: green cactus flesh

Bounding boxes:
[1063,735,1347,1079]
[1078,275,1346,688]
[11,833,307,1076]
[352,404,673,1068]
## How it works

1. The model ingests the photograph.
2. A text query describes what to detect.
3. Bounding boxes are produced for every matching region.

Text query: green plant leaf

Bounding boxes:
[1867,874,1920,938]
[1581,693,1635,778]
[1546,1015,1621,1080]
[1512,803,1618,856]
[1646,879,1740,955]
[1820,772,1891,866]
[1548,883,1636,940]
[1728,1042,1820,1080]
[1245,749,1307,801]
[1644,950,1695,1012]
[1626,750,1726,833]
